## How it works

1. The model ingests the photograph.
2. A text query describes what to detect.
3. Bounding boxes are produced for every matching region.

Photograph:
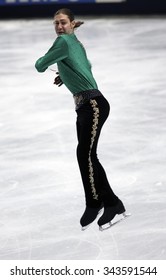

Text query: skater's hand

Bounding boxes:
[54,72,63,87]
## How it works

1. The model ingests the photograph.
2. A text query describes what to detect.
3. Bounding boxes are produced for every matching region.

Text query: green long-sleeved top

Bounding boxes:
[35,33,98,95]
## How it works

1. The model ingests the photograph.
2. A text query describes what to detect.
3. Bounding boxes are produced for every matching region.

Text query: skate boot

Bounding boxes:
[97,200,128,231]
[80,205,103,230]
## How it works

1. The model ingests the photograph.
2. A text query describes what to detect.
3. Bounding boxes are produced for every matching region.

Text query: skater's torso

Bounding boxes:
[35,33,98,95]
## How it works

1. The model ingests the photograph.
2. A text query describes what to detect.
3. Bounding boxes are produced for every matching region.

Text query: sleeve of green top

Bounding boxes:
[35,36,68,72]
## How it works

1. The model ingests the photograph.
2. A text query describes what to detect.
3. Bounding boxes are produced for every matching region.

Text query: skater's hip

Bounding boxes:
[75,90,110,117]
[73,89,103,111]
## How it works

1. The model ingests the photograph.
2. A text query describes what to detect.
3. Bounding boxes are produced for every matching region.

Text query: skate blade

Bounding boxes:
[81,225,90,231]
[99,212,131,231]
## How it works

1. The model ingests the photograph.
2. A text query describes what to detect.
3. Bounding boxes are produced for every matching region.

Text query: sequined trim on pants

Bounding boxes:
[88,99,99,200]
[73,89,102,110]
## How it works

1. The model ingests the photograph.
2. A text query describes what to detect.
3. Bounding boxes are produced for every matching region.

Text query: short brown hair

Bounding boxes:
[54,8,75,22]
[54,8,84,28]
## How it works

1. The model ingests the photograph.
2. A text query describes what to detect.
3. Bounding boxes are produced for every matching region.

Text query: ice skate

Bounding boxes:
[97,200,130,231]
[80,205,103,230]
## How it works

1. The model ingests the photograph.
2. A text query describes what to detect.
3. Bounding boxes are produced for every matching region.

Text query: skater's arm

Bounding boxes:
[35,37,68,72]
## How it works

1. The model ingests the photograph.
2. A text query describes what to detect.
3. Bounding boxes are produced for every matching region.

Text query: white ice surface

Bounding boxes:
[0,16,166,260]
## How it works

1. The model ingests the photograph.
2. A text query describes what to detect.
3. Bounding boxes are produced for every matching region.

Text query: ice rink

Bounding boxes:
[0,16,166,260]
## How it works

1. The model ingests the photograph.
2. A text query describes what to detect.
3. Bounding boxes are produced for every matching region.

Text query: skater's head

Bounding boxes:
[53,8,84,36]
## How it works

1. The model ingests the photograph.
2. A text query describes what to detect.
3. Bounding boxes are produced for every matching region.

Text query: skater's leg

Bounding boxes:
[89,96,119,207]
[76,100,103,208]
[76,95,121,227]
[76,100,103,227]
[93,153,119,207]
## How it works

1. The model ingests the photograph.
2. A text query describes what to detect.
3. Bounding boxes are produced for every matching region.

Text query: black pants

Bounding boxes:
[76,95,119,208]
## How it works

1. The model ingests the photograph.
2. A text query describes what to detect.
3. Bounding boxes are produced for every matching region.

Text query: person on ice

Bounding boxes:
[35,8,127,230]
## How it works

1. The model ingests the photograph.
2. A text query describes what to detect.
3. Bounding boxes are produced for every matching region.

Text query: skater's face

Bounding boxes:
[53,13,75,36]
